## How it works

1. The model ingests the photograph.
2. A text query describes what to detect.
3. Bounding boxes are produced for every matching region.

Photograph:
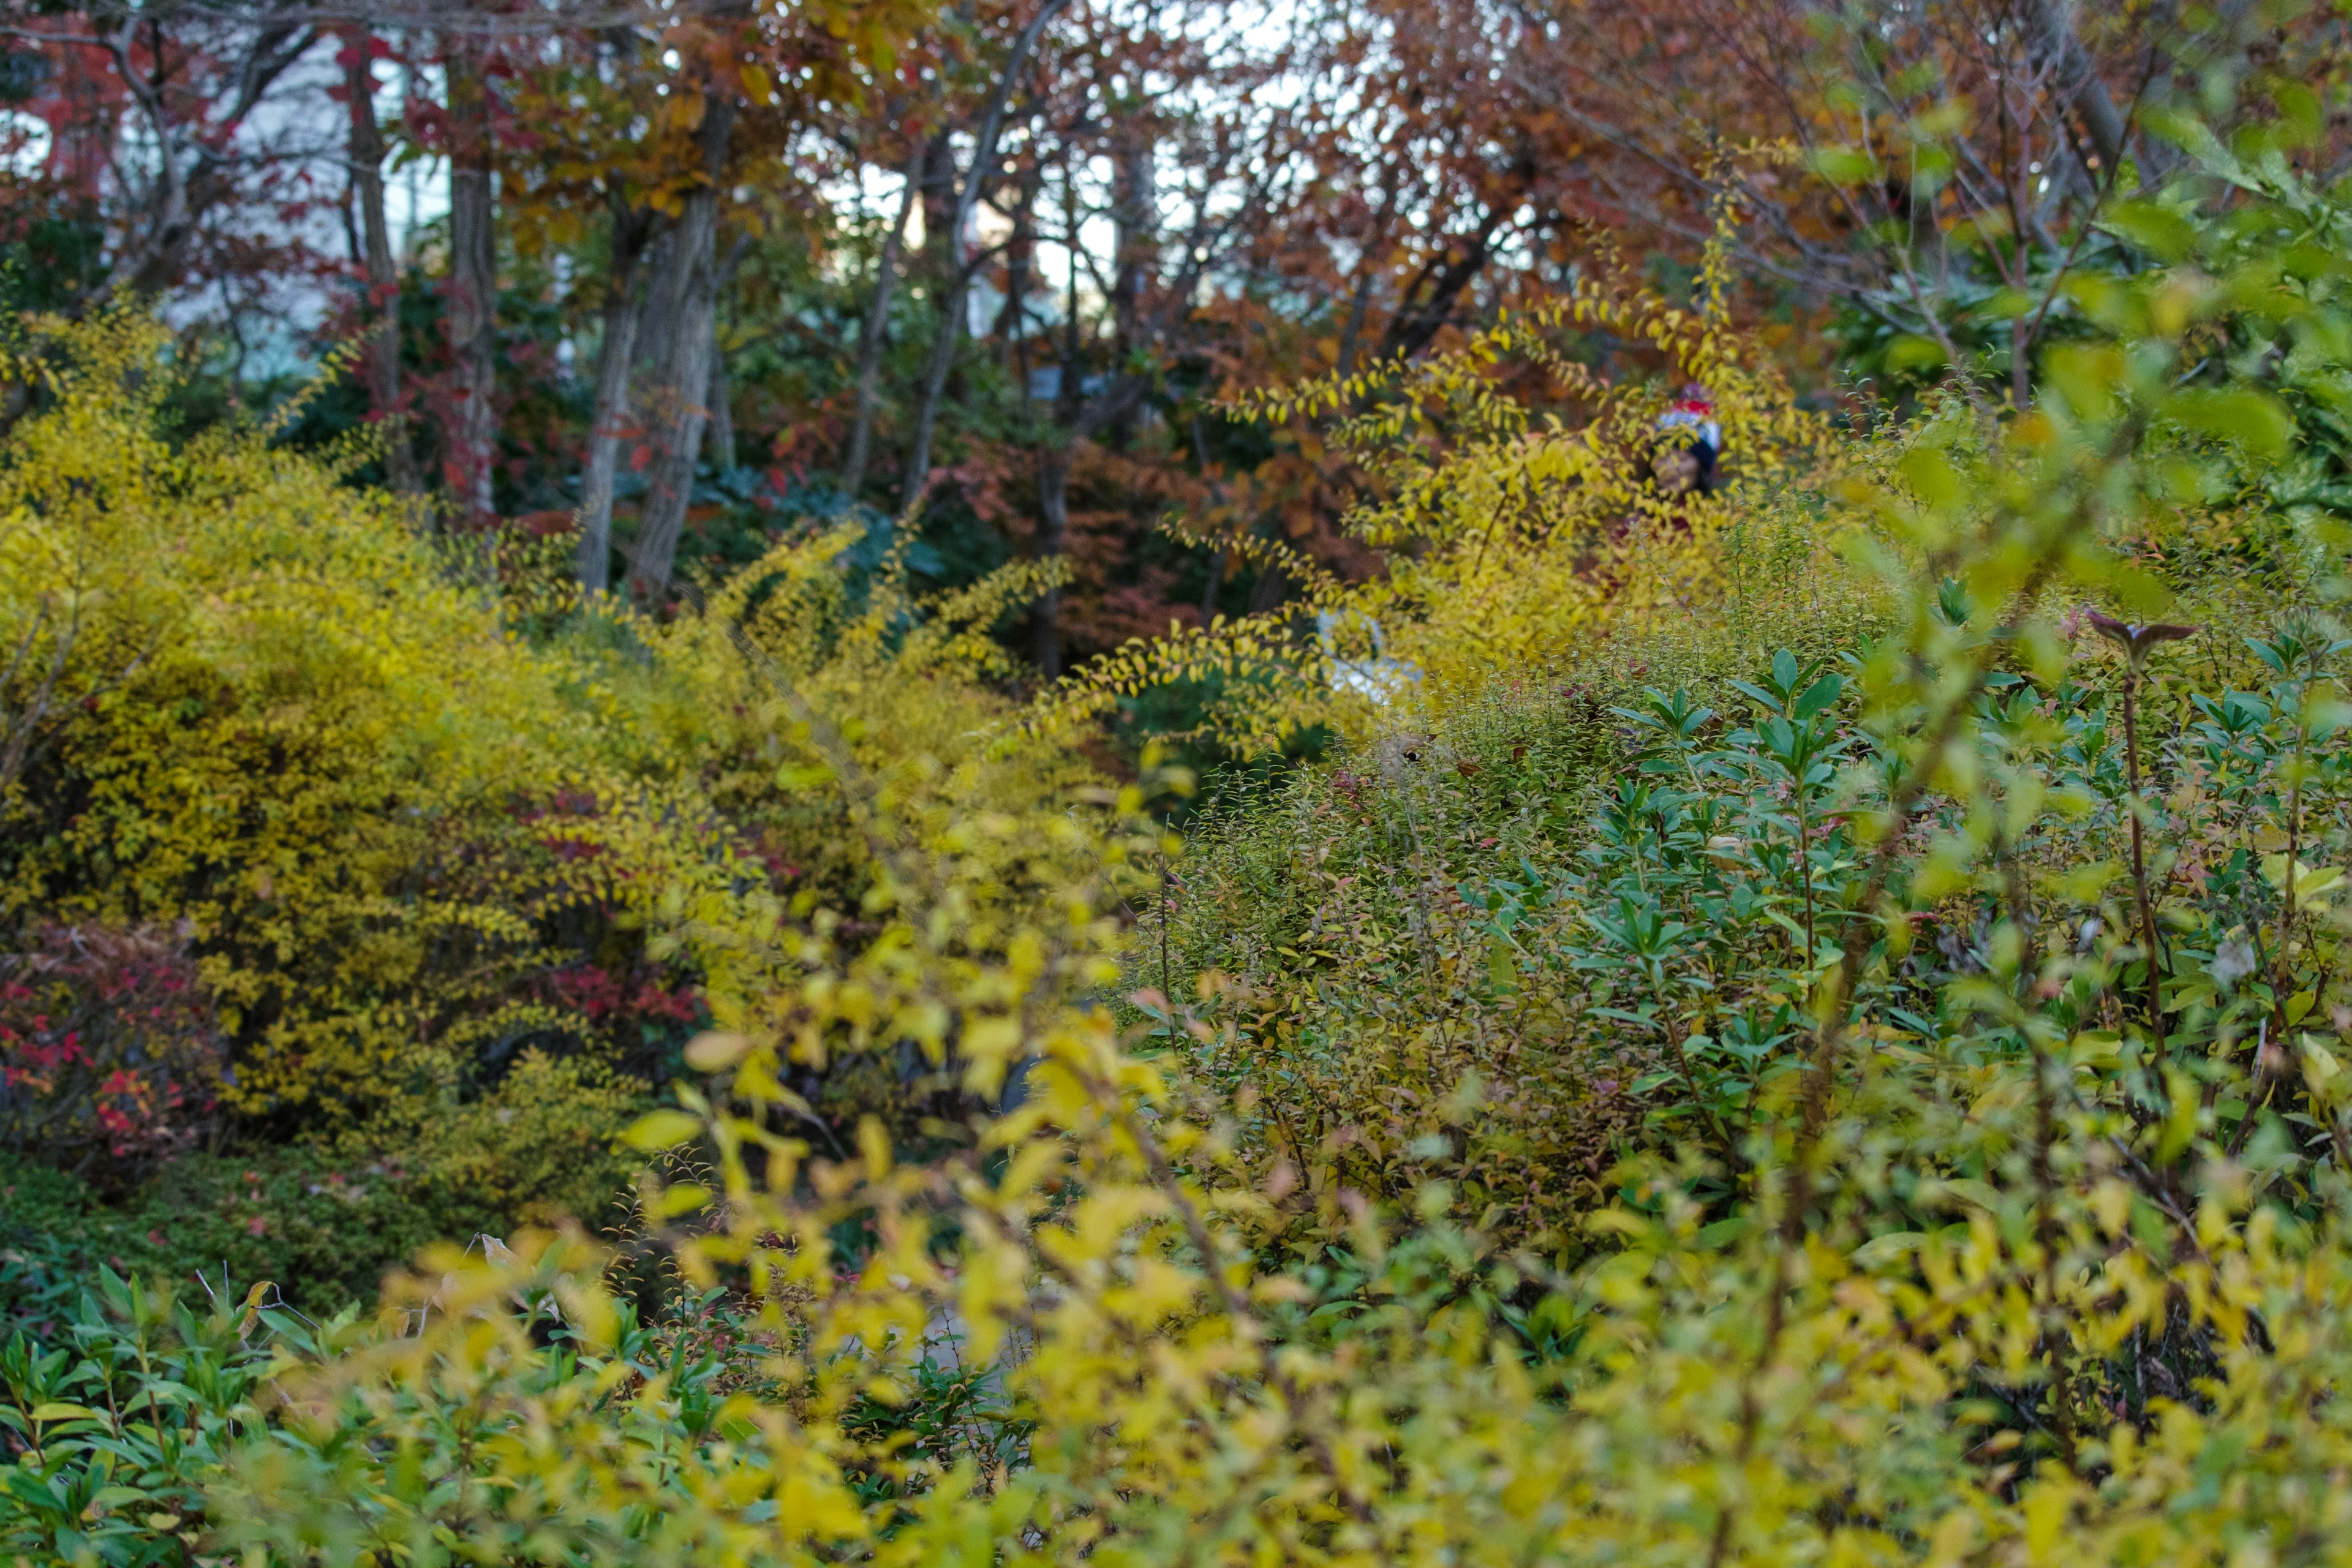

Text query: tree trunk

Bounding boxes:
[918,129,956,277]
[628,94,736,603]
[705,336,734,471]
[576,202,652,592]
[704,234,750,472]
[1373,186,1520,363]
[2032,0,2131,173]
[899,0,1071,507]
[1025,163,1088,674]
[343,28,419,499]
[841,138,924,497]
[1031,440,1070,679]
[443,37,499,527]
[1199,547,1228,618]
[1106,130,1155,450]
[632,228,678,381]
[993,161,1038,344]
[1335,270,1377,378]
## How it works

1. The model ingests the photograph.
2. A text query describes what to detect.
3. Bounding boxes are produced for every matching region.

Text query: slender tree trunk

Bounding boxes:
[628,94,735,602]
[918,128,956,277]
[706,233,748,472]
[1335,270,1377,379]
[706,336,734,470]
[2032,0,2131,172]
[632,229,677,379]
[1106,130,1154,450]
[1030,213,1085,679]
[842,138,924,496]
[443,36,499,527]
[900,0,1071,506]
[576,203,651,592]
[1199,547,1229,618]
[993,162,1038,343]
[630,230,717,599]
[343,28,419,498]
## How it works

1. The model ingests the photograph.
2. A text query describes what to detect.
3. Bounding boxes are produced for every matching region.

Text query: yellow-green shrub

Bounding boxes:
[0,314,650,1115]
[36,111,2352,1568]
[0,314,1106,1137]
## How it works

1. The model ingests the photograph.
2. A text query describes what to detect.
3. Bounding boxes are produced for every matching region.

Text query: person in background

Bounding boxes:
[1652,383,1721,498]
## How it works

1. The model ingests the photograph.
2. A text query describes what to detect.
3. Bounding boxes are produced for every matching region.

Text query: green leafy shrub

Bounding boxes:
[2,1052,649,1314]
[0,314,1106,1144]
[0,1268,282,1568]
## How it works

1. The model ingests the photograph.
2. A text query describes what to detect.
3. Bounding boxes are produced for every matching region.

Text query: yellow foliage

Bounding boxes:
[1021,217,1860,751]
[0,312,1104,1125]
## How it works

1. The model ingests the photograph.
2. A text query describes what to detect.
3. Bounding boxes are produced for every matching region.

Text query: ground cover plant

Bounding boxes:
[20,75,2352,1568]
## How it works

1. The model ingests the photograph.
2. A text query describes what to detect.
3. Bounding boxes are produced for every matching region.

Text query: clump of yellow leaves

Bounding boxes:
[0,311,1107,1128]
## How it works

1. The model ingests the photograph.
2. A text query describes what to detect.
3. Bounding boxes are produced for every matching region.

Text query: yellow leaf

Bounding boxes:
[29,1403,100,1423]
[622,1109,703,1151]
[684,1031,750,1071]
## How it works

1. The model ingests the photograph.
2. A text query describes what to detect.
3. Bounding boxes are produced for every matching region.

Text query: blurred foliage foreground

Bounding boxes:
[25,127,2352,1567]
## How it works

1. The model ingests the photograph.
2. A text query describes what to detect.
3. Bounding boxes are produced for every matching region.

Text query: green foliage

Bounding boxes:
[0,1269,281,1568]
[4,1052,650,1315]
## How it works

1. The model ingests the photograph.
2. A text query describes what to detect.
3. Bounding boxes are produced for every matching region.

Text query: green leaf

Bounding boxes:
[1695,1216,1749,1250]
[775,762,836,790]
[1808,146,1879,186]
[2103,199,2198,262]
[1850,1231,1926,1268]
[1792,673,1844,721]
[1883,334,1948,372]
[2166,387,2295,458]
[654,1183,712,1219]
[1935,1178,2002,1213]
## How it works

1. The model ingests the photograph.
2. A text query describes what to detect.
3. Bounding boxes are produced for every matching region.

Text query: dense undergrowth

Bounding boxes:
[0,309,1103,1309]
[17,107,2352,1566]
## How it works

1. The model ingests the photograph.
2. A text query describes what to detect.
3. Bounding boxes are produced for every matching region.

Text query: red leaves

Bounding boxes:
[0,925,222,1186]
[535,962,701,1028]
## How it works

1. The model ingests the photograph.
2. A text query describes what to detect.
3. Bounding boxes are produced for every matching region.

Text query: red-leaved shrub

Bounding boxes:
[0,925,224,1186]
